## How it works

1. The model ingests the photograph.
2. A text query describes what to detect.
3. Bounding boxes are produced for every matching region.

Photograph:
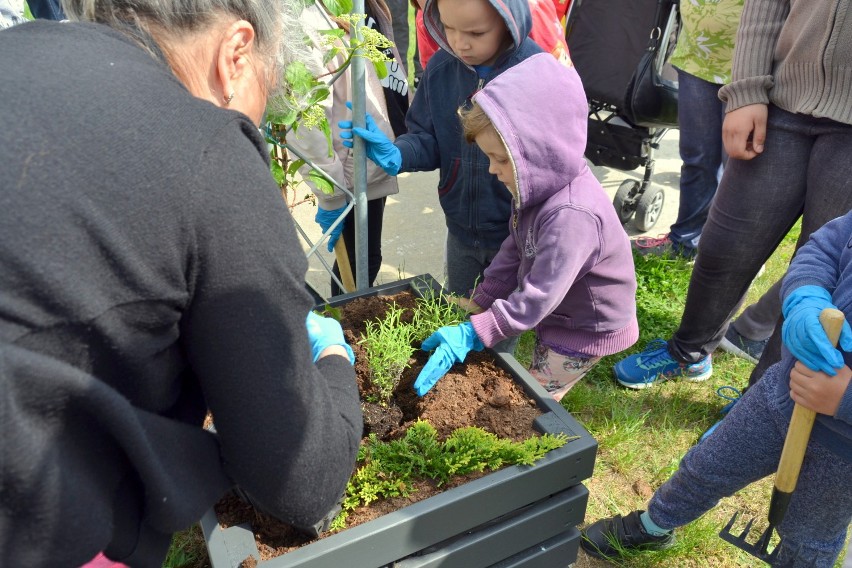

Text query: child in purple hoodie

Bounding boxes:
[413,53,639,401]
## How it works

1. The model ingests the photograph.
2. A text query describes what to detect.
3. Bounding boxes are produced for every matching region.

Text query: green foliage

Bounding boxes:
[321,0,353,16]
[319,303,343,321]
[332,421,571,529]
[361,303,417,404]
[630,252,693,342]
[265,0,396,207]
[410,286,468,342]
[360,287,467,402]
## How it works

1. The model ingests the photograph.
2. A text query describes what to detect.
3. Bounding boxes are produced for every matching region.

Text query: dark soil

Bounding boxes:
[214,290,543,563]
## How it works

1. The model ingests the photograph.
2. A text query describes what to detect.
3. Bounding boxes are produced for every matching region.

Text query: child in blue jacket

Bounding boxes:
[582,210,852,566]
[340,0,542,298]
[410,53,638,401]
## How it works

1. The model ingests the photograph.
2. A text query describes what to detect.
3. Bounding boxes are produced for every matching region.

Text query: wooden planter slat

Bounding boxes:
[202,275,598,568]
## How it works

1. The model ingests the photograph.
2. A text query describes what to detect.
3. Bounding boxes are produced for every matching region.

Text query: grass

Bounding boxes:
[514,219,847,568]
[163,524,208,568]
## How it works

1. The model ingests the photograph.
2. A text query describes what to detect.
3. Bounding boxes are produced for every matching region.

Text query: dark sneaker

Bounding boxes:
[632,233,697,259]
[718,325,768,364]
[614,339,712,389]
[581,510,674,559]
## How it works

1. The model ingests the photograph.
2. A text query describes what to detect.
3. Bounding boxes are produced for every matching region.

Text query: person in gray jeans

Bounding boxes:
[613,0,852,392]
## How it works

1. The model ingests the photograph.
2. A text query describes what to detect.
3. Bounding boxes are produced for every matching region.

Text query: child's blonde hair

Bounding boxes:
[458,101,494,143]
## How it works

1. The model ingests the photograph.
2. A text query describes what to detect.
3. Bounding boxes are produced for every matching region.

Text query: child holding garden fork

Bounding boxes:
[582,210,852,566]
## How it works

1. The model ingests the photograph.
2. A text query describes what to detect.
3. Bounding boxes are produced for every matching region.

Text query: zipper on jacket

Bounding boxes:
[468,77,487,239]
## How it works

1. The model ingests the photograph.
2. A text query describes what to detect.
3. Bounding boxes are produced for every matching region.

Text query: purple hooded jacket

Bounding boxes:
[469,54,639,357]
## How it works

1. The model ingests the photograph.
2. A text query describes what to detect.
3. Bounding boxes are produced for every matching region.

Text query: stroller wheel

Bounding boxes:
[613,180,640,224]
[635,186,665,232]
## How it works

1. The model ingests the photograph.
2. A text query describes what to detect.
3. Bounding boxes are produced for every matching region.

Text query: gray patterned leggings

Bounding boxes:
[647,363,852,567]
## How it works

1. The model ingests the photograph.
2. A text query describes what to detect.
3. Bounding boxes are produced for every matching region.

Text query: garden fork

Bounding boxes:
[719,307,845,565]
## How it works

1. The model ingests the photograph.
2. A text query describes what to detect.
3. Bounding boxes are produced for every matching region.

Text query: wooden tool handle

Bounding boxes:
[775,307,845,493]
[333,238,356,293]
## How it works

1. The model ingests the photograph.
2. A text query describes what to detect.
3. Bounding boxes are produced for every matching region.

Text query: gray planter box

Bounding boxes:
[202,275,598,568]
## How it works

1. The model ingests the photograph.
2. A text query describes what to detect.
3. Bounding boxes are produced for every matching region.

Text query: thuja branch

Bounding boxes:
[330,421,573,531]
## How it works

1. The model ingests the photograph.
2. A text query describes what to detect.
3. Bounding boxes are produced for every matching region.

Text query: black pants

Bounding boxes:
[331,197,386,297]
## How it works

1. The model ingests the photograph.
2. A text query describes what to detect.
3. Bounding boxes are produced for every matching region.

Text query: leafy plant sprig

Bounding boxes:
[357,287,473,403]
[265,0,396,208]
[329,421,573,531]
[410,286,469,343]
[360,303,417,404]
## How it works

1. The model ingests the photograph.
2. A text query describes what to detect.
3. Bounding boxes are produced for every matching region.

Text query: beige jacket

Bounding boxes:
[719,0,852,125]
[291,2,405,211]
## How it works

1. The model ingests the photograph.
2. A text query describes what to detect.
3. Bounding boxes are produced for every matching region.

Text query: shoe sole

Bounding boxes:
[718,337,758,364]
[616,368,712,390]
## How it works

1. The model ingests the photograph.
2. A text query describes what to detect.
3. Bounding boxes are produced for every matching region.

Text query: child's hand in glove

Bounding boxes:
[338,101,401,176]
[782,285,852,375]
[413,321,484,396]
[306,311,355,365]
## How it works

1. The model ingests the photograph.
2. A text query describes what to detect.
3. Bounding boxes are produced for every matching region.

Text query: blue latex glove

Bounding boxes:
[413,321,484,396]
[306,311,355,365]
[315,206,347,252]
[338,101,401,176]
[781,285,852,375]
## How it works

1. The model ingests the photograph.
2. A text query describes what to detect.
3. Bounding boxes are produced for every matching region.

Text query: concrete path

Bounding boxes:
[293,128,682,300]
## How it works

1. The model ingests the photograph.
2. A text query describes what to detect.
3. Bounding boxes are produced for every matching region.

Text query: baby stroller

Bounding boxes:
[566,0,680,231]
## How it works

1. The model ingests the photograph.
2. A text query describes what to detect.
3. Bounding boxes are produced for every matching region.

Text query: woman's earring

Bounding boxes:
[224,91,235,105]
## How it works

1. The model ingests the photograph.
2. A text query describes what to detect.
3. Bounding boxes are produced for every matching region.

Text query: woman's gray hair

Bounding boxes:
[62,0,307,85]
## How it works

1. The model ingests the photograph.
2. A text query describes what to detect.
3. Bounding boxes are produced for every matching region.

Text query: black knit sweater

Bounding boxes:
[0,21,361,567]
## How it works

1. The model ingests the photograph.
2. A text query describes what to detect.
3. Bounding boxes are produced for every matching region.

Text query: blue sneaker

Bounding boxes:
[614,339,712,389]
[698,386,742,443]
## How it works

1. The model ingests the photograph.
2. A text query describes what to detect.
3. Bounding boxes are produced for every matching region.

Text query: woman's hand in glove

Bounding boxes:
[315,206,347,252]
[306,311,355,364]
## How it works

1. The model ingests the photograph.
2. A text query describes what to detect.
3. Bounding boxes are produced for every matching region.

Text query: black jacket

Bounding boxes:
[0,21,362,567]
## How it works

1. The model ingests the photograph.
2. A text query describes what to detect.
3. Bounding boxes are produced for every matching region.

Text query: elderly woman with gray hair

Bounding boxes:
[0,0,362,566]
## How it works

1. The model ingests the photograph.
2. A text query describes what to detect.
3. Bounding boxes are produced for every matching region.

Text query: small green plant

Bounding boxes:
[318,303,343,322]
[360,303,417,404]
[359,286,471,403]
[329,420,572,530]
[410,285,468,342]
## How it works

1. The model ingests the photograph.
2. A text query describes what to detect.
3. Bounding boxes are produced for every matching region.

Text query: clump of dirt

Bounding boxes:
[214,290,543,561]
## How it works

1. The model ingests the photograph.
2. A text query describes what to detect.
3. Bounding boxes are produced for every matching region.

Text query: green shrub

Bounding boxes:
[330,421,571,530]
